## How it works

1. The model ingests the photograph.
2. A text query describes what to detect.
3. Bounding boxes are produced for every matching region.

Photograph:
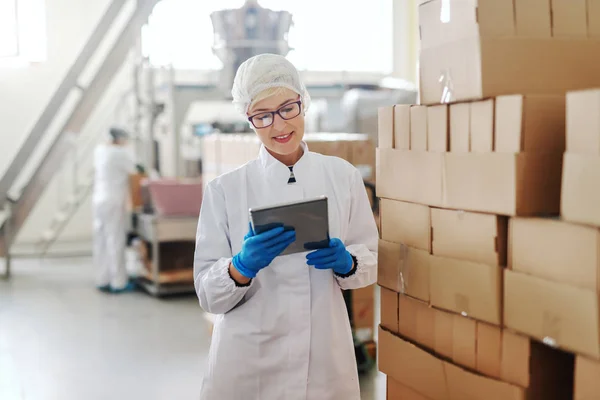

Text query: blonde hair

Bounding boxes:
[249,86,299,112]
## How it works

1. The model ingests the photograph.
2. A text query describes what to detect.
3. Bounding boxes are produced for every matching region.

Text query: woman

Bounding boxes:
[193,54,378,399]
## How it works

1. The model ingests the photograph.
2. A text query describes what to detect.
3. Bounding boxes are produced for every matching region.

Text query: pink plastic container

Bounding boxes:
[146,179,203,216]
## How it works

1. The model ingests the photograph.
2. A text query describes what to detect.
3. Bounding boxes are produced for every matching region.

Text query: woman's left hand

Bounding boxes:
[306,238,354,275]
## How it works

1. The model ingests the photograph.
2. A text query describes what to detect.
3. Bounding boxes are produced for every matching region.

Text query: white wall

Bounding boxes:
[0,0,131,250]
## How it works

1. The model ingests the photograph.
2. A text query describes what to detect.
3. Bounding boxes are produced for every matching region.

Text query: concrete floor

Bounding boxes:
[0,257,385,400]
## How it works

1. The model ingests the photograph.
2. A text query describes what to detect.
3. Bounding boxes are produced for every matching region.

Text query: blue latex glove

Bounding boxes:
[232,224,296,279]
[306,238,354,275]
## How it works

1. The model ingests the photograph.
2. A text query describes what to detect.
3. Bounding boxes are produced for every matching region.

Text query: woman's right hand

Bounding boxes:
[232,224,296,279]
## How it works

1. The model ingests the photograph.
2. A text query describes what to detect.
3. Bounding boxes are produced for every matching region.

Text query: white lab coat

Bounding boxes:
[193,142,378,400]
[92,144,135,289]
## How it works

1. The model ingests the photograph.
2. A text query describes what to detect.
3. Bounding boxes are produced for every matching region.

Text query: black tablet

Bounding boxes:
[248,196,330,256]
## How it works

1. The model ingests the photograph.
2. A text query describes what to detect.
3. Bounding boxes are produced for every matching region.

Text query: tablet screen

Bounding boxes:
[249,196,330,256]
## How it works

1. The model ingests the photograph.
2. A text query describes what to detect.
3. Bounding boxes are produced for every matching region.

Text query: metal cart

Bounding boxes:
[134,213,197,297]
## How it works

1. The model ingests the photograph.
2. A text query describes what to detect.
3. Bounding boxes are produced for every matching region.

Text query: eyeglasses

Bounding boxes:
[247,100,302,129]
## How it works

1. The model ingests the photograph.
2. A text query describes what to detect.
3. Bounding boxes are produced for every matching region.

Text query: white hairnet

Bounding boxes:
[231,53,311,115]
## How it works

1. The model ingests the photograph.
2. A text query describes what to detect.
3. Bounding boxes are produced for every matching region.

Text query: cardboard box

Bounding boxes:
[378,106,394,148]
[551,0,587,37]
[495,95,566,153]
[379,199,431,250]
[427,105,448,152]
[379,328,527,400]
[450,103,470,152]
[477,323,502,379]
[419,35,600,105]
[431,208,508,266]
[501,330,532,388]
[566,89,600,155]
[561,153,600,227]
[410,106,428,151]
[129,173,147,209]
[510,218,600,290]
[378,240,431,301]
[429,255,502,325]
[574,356,600,400]
[515,0,552,37]
[590,0,600,38]
[419,0,515,49]
[444,152,563,216]
[394,105,411,150]
[381,287,399,334]
[350,138,376,181]
[470,99,494,152]
[399,295,436,351]
[504,269,600,358]
[434,309,454,360]
[377,149,444,207]
[387,377,432,400]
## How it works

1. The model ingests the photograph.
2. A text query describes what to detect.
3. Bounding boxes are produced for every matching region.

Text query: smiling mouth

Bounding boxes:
[273,132,293,143]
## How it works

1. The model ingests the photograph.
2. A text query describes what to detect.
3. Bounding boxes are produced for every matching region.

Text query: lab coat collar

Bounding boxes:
[259,141,310,185]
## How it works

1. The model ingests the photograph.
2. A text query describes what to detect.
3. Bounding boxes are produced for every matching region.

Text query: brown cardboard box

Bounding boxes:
[504,268,600,358]
[450,103,470,152]
[377,149,444,207]
[452,314,477,370]
[410,106,428,151]
[566,89,600,155]
[427,105,448,152]
[431,208,508,266]
[378,106,394,148]
[574,356,600,400]
[590,0,600,38]
[444,152,563,216]
[510,218,600,290]
[129,173,147,209]
[399,295,436,351]
[379,199,431,251]
[470,99,494,152]
[379,328,449,400]
[351,138,376,181]
[381,287,399,334]
[515,0,552,37]
[387,377,432,400]
[495,95,566,153]
[551,0,587,37]
[429,254,502,325]
[379,328,527,400]
[477,323,502,379]
[419,0,515,48]
[561,153,600,227]
[419,34,600,105]
[394,105,411,150]
[378,240,431,301]
[501,330,532,388]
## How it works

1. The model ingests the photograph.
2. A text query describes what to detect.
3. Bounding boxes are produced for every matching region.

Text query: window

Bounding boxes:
[142,0,392,73]
[0,0,47,63]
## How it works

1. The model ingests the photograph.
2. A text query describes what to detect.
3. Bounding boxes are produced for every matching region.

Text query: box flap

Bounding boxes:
[394,104,411,150]
[504,269,600,358]
[477,322,502,379]
[561,153,600,227]
[575,356,600,400]
[445,362,525,400]
[431,208,507,266]
[411,105,428,151]
[551,0,587,37]
[377,149,444,207]
[566,89,600,155]
[381,287,399,334]
[427,105,449,152]
[378,328,449,400]
[429,255,502,325]
[378,240,403,293]
[378,106,394,149]
[510,218,600,291]
[501,330,531,388]
[452,315,477,369]
[515,0,551,37]
[450,103,470,152]
[387,377,433,400]
[379,199,431,251]
[434,309,454,360]
[470,99,494,152]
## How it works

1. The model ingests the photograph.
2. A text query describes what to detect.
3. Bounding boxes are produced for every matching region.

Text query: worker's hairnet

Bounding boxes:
[231,53,311,115]
[109,127,129,141]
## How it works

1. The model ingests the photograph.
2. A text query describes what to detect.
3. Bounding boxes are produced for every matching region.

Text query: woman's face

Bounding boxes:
[247,88,305,164]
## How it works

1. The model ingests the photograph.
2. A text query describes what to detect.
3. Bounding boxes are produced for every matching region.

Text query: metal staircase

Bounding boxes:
[0,0,161,277]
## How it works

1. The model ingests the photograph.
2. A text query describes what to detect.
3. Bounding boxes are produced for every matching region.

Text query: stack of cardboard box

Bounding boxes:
[377,0,600,398]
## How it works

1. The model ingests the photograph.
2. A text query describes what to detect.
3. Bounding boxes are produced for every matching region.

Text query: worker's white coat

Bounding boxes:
[194,142,378,400]
[92,144,135,289]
